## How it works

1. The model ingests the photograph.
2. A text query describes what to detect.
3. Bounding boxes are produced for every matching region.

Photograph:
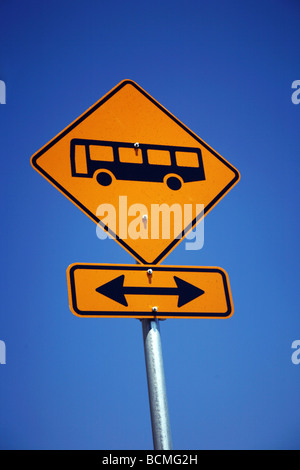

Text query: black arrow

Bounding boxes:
[95,275,205,308]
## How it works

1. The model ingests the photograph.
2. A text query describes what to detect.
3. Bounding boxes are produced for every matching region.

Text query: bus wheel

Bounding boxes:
[166,175,182,191]
[96,171,113,187]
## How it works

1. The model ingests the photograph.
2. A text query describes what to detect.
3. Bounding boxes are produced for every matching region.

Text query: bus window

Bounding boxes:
[90,145,114,162]
[175,151,199,168]
[148,149,171,166]
[74,145,88,174]
[119,147,143,164]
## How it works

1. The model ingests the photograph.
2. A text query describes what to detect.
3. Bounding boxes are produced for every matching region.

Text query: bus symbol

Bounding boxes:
[70,139,205,190]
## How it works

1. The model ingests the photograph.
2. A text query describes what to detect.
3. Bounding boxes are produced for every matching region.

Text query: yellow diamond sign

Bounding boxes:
[31,80,240,264]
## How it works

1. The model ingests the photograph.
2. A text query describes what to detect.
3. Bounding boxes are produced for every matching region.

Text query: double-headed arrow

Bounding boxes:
[96,275,205,308]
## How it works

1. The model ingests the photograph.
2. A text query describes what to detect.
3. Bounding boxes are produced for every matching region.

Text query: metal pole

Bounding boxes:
[141,318,173,450]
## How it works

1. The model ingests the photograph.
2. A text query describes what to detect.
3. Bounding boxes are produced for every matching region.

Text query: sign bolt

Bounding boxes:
[152,306,158,313]
[134,142,140,148]
[147,269,153,275]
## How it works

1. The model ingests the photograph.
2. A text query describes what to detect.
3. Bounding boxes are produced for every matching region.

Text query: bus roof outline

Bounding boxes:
[70,138,205,190]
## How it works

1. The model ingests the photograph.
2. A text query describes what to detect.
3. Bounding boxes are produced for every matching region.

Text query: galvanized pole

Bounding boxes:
[141,318,173,450]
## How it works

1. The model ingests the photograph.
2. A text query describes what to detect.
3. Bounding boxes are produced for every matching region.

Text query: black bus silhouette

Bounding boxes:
[70,139,205,190]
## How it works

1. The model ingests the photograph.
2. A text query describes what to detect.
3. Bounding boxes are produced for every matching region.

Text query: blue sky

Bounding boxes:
[0,0,300,450]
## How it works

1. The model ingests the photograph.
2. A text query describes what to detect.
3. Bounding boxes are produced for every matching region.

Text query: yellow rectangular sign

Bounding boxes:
[67,264,233,319]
